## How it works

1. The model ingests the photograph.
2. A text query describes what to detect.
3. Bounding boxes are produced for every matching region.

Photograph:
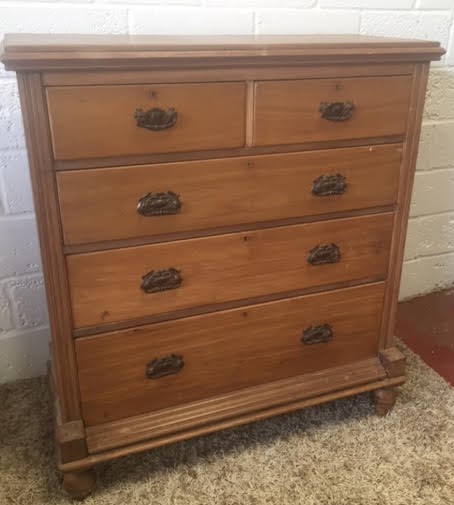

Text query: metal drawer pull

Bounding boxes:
[319,101,354,121]
[301,324,333,345]
[134,107,177,131]
[312,174,346,196]
[307,243,341,265]
[137,191,181,216]
[140,268,182,294]
[146,354,184,379]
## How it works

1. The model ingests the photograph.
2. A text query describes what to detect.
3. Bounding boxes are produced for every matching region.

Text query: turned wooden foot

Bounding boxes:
[62,468,96,500]
[372,387,397,416]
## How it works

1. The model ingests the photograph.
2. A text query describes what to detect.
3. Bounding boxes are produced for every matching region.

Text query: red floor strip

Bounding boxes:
[396,288,454,386]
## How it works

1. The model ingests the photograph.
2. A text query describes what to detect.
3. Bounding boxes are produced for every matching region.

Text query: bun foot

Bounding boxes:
[372,387,397,416]
[62,468,96,500]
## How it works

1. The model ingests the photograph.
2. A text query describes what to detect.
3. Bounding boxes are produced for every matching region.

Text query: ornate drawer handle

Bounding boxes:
[301,324,333,345]
[146,354,184,379]
[134,107,177,131]
[141,268,182,294]
[319,101,354,121]
[307,243,341,265]
[137,191,181,216]
[312,174,346,196]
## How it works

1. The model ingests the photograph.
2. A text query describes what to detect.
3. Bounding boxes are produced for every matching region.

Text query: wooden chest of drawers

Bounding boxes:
[1,34,443,499]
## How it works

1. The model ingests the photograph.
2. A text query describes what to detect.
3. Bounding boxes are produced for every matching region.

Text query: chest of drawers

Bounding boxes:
[1,34,443,499]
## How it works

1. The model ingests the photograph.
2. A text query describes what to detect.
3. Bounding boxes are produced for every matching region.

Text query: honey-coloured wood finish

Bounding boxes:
[83,356,401,456]
[1,34,442,499]
[62,469,96,501]
[15,73,82,423]
[76,282,385,425]
[254,76,412,146]
[67,213,393,329]
[47,82,246,160]
[379,63,431,349]
[57,144,401,246]
[0,34,444,72]
[372,387,397,416]
[43,63,415,87]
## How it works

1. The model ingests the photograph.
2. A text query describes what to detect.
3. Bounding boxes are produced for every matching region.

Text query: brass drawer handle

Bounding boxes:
[301,324,333,345]
[146,354,184,379]
[141,268,182,294]
[319,101,354,121]
[134,107,177,131]
[312,174,346,196]
[137,191,181,216]
[307,243,341,265]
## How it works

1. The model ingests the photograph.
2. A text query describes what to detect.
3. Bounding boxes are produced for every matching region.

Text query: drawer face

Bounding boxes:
[58,144,401,246]
[67,213,393,329]
[46,82,246,160]
[254,76,411,146]
[76,282,385,425]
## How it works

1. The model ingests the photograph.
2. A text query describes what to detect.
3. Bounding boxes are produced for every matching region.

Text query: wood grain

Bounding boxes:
[372,387,397,416]
[16,73,81,422]
[76,282,385,426]
[57,144,401,246]
[379,64,431,348]
[67,213,393,329]
[83,357,395,457]
[3,34,443,53]
[71,275,387,338]
[59,375,406,470]
[56,420,88,464]
[55,374,405,470]
[379,347,406,378]
[254,76,411,146]
[42,63,415,87]
[3,35,440,481]
[62,469,96,500]
[53,135,405,172]
[63,206,395,256]
[1,34,444,72]
[46,82,246,160]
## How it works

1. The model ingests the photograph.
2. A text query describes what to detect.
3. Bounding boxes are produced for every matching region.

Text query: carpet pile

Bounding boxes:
[1,344,453,505]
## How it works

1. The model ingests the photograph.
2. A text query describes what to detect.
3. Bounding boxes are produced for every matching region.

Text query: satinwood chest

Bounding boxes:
[0,34,443,498]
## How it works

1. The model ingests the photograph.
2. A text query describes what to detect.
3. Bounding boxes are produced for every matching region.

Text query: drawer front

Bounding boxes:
[254,76,411,146]
[58,144,401,246]
[67,213,393,329]
[76,282,385,425]
[46,82,246,160]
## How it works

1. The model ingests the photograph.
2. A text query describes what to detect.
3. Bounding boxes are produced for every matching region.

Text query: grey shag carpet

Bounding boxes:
[1,344,454,505]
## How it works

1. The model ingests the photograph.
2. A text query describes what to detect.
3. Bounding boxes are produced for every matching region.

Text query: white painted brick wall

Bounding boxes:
[130,8,255,34]
[0,0,453,382]
[256,9,360,34]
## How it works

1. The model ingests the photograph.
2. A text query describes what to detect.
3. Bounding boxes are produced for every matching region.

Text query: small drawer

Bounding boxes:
[67,212,393,329]
[46,82,246,160]
[254,75,411,146]
[76,282,385,425]
[57,144,401,246]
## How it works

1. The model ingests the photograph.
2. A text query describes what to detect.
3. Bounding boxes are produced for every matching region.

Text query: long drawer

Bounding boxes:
[67,213,393,329]
[254,75,411,146]
[57,144,401,246]
[46,82,246,160]
[76,282,386,426]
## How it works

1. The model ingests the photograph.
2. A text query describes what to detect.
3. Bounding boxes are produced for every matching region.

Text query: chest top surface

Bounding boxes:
[0,34,444,71]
